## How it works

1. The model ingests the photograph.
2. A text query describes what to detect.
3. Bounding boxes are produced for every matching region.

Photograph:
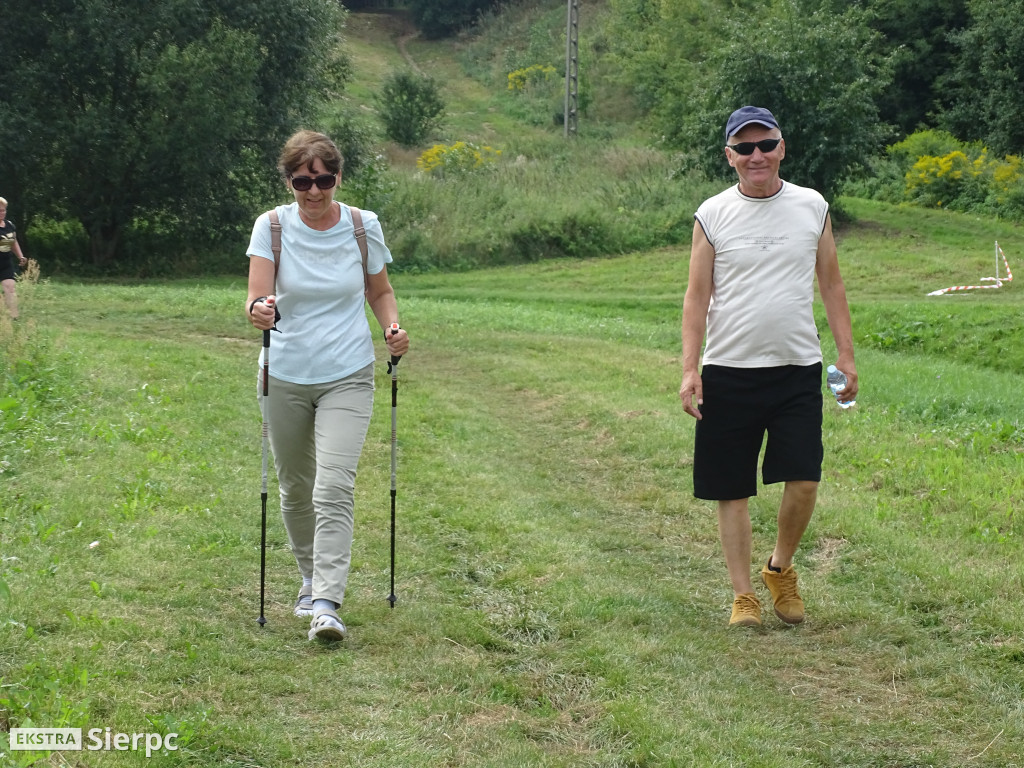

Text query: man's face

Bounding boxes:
[725,124,785,193]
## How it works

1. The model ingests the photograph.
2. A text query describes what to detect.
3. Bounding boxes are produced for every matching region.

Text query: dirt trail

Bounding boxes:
[397,29,423,76]
[353,9,423,75]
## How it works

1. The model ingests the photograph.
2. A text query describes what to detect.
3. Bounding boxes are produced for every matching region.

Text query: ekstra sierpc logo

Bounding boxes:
[9,728,179,758]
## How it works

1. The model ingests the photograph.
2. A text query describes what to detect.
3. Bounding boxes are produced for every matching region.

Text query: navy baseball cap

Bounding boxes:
[724,106,779,141]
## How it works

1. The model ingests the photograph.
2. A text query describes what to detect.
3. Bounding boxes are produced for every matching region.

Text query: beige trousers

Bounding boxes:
[258,363,374,607]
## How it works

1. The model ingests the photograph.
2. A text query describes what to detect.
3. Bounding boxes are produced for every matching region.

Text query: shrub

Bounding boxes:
[905,150,990,209]
[507,64,556,92]
[416,142,501,178]
[892,131,1024,214]
[847,129,1024,221]
[377,71,446,148]
[343,151,397,213]
[888,129,971,166]
[23,217,90,274]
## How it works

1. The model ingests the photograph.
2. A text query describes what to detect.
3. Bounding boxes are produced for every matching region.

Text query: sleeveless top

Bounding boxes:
[694,181,828,368]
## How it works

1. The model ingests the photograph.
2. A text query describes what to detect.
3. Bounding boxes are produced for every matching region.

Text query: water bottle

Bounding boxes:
[826,365,855,409]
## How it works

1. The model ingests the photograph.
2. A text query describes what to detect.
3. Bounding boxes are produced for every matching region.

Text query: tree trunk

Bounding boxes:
[89,222,121,267]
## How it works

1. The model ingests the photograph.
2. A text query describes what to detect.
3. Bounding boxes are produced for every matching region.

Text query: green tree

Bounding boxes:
[815,0,969,137]
[407,0,500,39]
[0,0,349,267]
[377,71,446,148]
[672,0,894,202]
[942,0,1024,155]
[868,0,968,136]
[604,0,731,116]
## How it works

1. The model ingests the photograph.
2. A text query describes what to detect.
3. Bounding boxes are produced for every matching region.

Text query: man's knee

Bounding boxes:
[786,480,818,492]
[783,480,819,510]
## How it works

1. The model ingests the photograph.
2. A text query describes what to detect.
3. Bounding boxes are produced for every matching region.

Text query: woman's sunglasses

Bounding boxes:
[289,174,337,191]
[725,138,782,155]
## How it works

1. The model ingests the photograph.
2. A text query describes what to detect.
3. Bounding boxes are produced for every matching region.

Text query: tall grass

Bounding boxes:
[384,140,716,271]
[0,262,64,473]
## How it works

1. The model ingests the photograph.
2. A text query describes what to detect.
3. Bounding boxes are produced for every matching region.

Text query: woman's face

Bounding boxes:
[0,206,7,220]
[288,157,340,225]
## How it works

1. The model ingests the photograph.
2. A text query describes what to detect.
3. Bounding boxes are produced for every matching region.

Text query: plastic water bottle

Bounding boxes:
[826,365,855,409]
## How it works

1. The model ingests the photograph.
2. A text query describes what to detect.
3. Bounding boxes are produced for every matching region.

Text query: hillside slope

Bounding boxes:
[343,3,637,163]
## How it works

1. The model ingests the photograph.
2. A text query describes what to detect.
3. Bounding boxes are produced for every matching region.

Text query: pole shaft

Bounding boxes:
[258,329,270,626]
[388,361,398,607]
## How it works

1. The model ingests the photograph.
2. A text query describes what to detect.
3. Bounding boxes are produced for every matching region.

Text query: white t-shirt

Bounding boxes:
[247,202,393,384]
[694,181,828,368]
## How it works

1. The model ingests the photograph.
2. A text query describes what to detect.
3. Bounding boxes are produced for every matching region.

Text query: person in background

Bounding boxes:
[679,106,857,628]
[246,130,409,642]
[0,197,29,321]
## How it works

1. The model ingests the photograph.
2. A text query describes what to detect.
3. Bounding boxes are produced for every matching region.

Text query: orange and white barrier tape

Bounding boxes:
[927,241,1014,296]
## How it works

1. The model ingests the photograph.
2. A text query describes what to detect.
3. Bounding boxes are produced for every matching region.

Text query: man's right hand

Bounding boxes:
[679,371,703,420]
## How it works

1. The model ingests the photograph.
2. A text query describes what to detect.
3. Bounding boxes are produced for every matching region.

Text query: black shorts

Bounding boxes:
[0,257,15,282]
[693,364,823,500]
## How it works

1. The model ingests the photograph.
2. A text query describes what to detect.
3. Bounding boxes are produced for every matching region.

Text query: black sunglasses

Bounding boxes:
[725,138,782,155]
[289,174,337,191]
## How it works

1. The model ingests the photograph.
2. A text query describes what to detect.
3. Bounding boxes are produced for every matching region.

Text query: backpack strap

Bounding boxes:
[267,206,369,294]
[268,209,282,282]
[349,206,369,294]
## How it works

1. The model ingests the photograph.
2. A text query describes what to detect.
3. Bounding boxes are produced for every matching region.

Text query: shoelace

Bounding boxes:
[772,575,801,603]
[734,594,760,614]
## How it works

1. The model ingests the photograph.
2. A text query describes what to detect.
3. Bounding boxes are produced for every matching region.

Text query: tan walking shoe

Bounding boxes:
[729,592,762,627]
[761,561,805,624]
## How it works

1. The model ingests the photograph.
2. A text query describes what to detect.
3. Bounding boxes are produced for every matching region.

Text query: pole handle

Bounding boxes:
[387,322,402,372]
[260,296,276,396]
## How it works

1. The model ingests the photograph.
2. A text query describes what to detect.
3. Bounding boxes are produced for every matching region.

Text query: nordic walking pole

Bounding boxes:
[257,298,276,627]
[386,322,402,609]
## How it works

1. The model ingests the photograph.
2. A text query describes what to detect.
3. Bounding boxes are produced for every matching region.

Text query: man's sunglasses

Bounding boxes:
[289,174,337,191]
[725,138,782,155]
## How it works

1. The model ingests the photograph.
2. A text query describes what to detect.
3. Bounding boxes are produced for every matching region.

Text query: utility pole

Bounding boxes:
[564,0,579,137]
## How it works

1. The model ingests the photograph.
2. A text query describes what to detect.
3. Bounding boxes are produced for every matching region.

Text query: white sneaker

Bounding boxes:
[308,609,346,641]
[293,586,313,618]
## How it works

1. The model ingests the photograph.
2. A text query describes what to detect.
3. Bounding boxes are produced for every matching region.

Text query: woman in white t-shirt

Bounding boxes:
[245,131,409,642]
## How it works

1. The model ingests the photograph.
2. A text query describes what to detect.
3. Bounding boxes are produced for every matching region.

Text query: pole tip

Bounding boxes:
[257,616,267,627]
[387,594,397,609]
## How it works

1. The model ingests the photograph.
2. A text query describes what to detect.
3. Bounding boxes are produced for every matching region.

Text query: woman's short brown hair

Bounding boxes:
[277,130,344,179]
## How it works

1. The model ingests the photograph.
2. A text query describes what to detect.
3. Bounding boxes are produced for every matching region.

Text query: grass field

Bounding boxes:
[1,195,1022,767]
[3,6,1024,767]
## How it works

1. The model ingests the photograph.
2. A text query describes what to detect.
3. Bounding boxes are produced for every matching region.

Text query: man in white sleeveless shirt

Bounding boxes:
[679,106,858,628]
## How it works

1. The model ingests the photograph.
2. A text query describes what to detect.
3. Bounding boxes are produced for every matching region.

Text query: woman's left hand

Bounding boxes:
[386,326,409,358]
